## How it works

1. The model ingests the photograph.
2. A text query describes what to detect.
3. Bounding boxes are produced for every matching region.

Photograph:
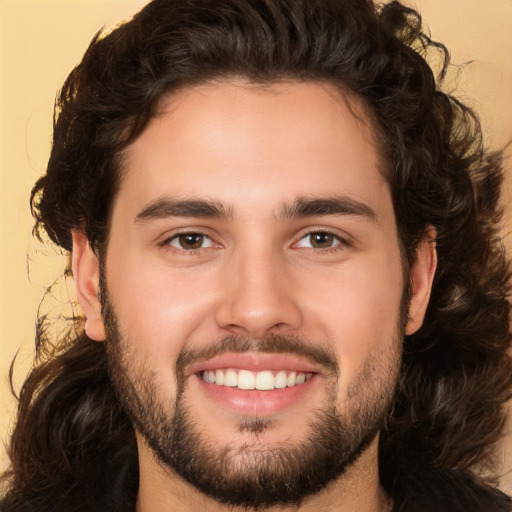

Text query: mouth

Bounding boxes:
[189,353,322,416]
[201,368,314,390]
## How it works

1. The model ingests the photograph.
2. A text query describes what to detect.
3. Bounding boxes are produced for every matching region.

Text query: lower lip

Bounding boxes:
[195,374,318,416]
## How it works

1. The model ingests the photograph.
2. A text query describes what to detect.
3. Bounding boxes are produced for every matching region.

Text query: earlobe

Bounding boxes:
[405,227,437,335]
[71,231,106,341]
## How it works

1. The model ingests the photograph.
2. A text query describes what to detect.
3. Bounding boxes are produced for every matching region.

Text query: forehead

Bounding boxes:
[116,80,390,220]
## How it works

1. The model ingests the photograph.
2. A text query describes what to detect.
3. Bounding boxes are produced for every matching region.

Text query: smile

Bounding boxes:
[201,369,313,390]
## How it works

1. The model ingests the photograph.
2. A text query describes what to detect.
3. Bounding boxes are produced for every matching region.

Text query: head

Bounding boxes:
[70,77,437,509]
[5,0,511,510]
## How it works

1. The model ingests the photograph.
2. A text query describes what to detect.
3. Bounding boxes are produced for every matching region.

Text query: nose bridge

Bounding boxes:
[215,240,302,338]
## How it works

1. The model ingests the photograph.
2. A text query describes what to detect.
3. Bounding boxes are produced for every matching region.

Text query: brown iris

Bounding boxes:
[178,233,205,250]
[309,232,336,248]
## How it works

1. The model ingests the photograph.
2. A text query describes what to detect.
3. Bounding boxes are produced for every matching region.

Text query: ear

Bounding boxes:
[72,230,106,341]
[405,227,437,335]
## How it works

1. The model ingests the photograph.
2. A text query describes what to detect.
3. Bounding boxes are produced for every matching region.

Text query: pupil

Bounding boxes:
[312,232,333,248]
[180,234,203,249]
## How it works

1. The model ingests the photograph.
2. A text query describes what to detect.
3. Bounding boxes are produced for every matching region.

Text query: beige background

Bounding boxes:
[1,0,511,491]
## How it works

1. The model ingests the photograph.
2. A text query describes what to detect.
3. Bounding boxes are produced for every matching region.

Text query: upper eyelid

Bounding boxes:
[155,226,354,248]
[158,228,216,244]
[299,228,345,238]
[295,227,352,243]
[294,232,348,249]
[159,232,219,254]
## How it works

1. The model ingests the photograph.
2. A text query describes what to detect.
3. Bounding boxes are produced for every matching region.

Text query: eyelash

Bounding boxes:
[159,229,349,254]
[294,230,349,252]
[159,231,217,253]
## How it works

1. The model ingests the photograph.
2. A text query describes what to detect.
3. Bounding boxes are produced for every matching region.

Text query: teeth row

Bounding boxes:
[201,369,313,390]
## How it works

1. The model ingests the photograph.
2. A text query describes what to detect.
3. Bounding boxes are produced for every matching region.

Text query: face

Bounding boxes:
[74,80,435,509]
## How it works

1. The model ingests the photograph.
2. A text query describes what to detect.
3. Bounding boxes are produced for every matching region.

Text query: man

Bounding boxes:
[1,0,511,510]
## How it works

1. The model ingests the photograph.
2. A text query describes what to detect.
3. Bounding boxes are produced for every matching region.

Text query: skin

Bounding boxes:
[72,80,436,511]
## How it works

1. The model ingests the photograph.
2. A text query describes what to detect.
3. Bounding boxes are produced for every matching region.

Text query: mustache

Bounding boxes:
[176,334,339,377]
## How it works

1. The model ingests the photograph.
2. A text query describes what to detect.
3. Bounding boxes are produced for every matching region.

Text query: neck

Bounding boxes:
[135,436,392,512]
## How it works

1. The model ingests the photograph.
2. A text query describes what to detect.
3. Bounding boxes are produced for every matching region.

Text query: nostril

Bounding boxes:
[215,299,302,339]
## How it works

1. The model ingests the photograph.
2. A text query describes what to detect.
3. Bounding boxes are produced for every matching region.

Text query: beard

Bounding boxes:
[101,284,403,510]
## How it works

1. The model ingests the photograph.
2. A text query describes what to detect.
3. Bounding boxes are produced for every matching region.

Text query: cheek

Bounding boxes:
[105,258,218,360]
[303,256,404,376]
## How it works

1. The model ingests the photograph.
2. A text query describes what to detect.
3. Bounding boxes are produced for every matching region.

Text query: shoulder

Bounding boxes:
[392,467,511,512]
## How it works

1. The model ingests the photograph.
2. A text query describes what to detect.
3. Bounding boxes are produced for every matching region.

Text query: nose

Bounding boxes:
[215,246,302,339]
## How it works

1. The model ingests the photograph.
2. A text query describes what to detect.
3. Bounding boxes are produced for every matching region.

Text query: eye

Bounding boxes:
[167,233,215,251]
[295,231,343,249]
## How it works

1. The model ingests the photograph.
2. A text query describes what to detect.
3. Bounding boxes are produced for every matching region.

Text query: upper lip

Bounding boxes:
[188,352,323,376]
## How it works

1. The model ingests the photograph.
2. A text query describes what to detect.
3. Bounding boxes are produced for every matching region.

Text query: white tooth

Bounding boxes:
[238,370,255,390]
[202,371,209,382]
[255,371,275,390]
[224,369,238,387]
[215,369,224,385]
[208,370,216,383]
[274,371,287,389]
[287,371,297,387]
[296,373,306,385]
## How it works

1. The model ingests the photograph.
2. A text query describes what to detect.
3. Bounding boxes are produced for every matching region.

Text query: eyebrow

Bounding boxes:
[278,196,378,222]
[135,198,232,223]
[134,195,377,224]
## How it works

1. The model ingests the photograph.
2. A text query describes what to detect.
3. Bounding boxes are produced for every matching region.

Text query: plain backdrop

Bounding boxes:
[1,0,511,492]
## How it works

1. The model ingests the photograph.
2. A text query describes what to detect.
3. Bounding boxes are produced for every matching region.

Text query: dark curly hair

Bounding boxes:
[2,0,511,510]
